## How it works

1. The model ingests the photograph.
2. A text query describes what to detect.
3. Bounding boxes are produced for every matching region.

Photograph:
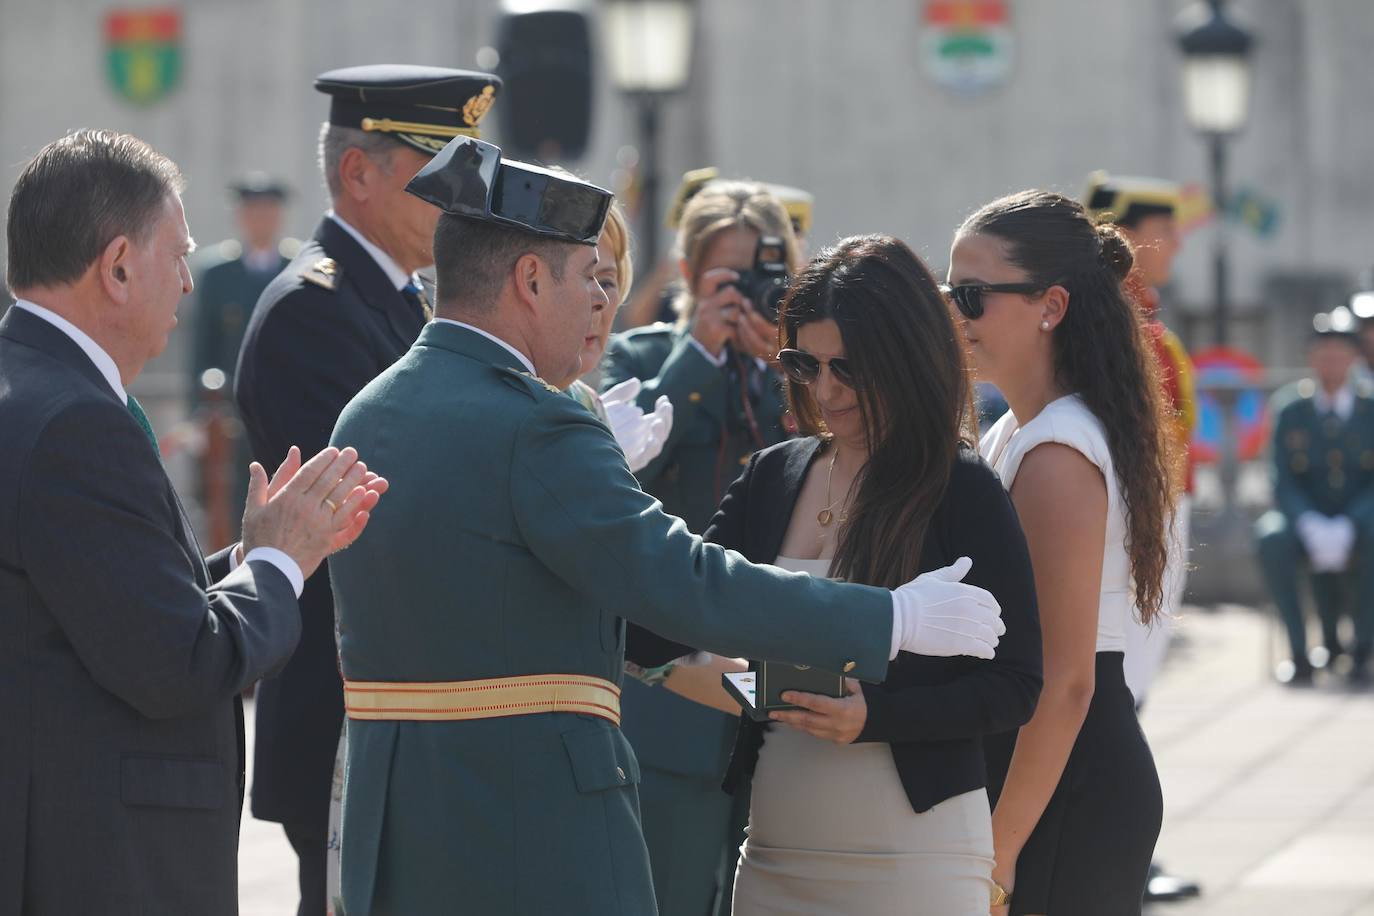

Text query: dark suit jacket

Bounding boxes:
[713,437,1044,812]
[235,217,428,825]
[0,306,300,916]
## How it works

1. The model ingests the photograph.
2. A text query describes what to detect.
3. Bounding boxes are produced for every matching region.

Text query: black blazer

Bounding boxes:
[235,216,428,825]
[0,306,300,915]
[712,437,1043,813]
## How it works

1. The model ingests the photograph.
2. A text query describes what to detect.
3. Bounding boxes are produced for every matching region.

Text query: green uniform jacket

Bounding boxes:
[1270,380,1374,528]
[188,242,287,405]
[329,322,892,916]
[600,324,788,533]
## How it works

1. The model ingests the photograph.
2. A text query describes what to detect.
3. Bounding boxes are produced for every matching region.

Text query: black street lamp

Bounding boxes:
[1177,0,1254,346]
[602,0,695,267]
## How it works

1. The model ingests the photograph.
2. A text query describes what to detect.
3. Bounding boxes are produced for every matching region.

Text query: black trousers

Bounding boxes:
[985,652,1162,916]
[283,819,328,916]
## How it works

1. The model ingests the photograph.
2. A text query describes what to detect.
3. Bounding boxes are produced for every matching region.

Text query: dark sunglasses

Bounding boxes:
[777,349,862,390]
[939,282,1044,320]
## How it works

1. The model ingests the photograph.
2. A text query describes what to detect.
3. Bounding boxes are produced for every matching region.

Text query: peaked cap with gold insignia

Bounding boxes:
[314,65,502,155]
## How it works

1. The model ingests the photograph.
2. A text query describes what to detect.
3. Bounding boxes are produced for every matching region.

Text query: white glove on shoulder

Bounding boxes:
[889,557,1004,660]
[601,378,675,473]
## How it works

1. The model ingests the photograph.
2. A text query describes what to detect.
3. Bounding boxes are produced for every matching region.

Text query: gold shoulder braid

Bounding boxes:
[302,257,339,291]
[520,370,562,395]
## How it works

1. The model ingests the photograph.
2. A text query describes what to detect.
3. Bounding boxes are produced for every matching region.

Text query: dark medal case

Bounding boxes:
[723,662,845,722]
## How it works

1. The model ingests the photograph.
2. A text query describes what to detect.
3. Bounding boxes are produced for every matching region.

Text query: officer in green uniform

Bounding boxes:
[600,180,804,915]
[188,174,293,521]
[1257,308,1374,685]
[189,175,293,403]
[328,136,1005,916]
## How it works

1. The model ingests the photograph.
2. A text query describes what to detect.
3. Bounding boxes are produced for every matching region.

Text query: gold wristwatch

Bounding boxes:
[990,880,1012,907]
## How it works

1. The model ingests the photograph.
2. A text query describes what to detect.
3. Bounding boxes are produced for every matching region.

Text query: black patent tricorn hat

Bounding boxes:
[405,137,612,245]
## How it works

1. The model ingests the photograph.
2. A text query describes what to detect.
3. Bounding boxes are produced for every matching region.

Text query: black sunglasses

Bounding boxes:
[939,282,1045,320]
[777,349,862,390]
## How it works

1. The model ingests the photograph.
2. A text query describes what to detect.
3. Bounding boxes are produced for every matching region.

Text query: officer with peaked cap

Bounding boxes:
[1258,308,1374,687]
[327,136,1006,916]
[233,64,500,916]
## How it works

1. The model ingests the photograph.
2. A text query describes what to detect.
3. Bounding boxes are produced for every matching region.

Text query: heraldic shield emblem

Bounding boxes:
[105,8,182,105]
[920,0,1014,95]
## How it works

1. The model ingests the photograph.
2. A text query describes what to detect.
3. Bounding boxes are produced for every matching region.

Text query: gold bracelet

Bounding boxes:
[990,880,1012,907]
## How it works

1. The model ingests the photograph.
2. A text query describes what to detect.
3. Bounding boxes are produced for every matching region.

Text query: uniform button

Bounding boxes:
[616,766,627,781]
[688,392,702,403]
[843,661,857,673]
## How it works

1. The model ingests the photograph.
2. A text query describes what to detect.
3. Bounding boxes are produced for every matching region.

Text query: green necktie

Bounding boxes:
[126,394,160,455]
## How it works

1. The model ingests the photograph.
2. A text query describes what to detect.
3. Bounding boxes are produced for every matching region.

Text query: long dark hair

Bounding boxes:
[780,235,976,589]
[959,190,1175,623]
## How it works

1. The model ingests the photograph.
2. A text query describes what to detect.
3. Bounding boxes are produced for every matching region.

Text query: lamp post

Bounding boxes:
[1177,0,1254,347]
[602,0,695,266]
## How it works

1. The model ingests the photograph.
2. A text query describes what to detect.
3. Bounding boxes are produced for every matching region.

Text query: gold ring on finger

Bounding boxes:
[323,497,340,512]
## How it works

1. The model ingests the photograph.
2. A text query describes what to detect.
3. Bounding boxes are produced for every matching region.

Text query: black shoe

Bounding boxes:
[1144,862,1202,902]
[1276,659,1314,686]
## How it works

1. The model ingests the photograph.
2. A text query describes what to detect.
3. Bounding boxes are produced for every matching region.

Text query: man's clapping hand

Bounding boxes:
[240,446,388,580]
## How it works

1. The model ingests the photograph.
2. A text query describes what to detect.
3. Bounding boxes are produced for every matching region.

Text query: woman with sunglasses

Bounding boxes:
[598,181,800,916]
[709,234,1042,915]
[947,190,1175,915]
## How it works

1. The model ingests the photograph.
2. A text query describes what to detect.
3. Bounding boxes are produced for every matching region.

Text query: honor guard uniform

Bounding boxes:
[1257,309,1374,685]
[1085,171,1203,904]
[233,64,500,916]
[188,175,294,520]
[329,137,901,916]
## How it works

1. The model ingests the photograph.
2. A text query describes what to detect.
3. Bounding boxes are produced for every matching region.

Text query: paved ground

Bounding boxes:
[238,605,1374,915]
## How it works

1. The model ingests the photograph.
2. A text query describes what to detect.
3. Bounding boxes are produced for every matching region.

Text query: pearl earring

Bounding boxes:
[1040,320,1051,331]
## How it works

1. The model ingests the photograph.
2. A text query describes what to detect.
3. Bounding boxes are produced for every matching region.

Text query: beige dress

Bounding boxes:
[731,556,996,916]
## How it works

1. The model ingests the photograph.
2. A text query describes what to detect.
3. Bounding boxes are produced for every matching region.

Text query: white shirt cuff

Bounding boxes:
[231,543,305,598]
[687,337,729,368]
[889,593,902,660]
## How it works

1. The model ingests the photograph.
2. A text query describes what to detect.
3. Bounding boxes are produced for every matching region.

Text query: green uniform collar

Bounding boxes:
[418,319,533,374]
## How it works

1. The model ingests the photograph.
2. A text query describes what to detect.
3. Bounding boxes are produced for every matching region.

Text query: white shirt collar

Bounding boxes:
[327,211,414,291]
[1315,384,1356,421]
[432,317,536,375]
[12,299,126,402]
[242,247,280,273]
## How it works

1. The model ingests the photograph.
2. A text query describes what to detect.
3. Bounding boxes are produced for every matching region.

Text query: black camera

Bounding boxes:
[724,235,790,322]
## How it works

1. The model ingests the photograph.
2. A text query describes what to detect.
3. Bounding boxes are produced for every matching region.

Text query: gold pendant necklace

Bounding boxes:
[818,448,841,527]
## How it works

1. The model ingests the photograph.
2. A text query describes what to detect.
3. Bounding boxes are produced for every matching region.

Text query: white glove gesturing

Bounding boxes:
[1298,511,1356,573]
[890,557,1005,660]
[601,378,675,473]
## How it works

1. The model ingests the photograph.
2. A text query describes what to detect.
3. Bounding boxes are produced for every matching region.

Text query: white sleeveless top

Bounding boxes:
[980,395,1132,652]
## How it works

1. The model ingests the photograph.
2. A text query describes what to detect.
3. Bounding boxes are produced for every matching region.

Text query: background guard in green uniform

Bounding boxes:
[187,174,293,524]
[600,181,801,916]
[328,136,1006,916]
[1257,308,1374,686]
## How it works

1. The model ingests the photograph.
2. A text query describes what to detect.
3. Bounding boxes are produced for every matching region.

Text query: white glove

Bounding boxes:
[1298,512,1355,572]
[890,557,1004,660]
[602,378,674,473]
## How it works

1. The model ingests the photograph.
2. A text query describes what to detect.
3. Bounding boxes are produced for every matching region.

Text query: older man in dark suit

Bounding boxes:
[0,128,384,916]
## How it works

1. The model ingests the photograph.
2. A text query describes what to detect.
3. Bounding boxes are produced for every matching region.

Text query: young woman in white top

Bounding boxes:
[946,190,1177,916]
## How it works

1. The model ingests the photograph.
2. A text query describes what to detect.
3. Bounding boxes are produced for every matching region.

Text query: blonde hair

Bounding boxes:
[673,181,801,324]
[600,198,634,304]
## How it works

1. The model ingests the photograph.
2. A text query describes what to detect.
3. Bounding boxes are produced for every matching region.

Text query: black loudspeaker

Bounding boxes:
[494,4,594,162]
